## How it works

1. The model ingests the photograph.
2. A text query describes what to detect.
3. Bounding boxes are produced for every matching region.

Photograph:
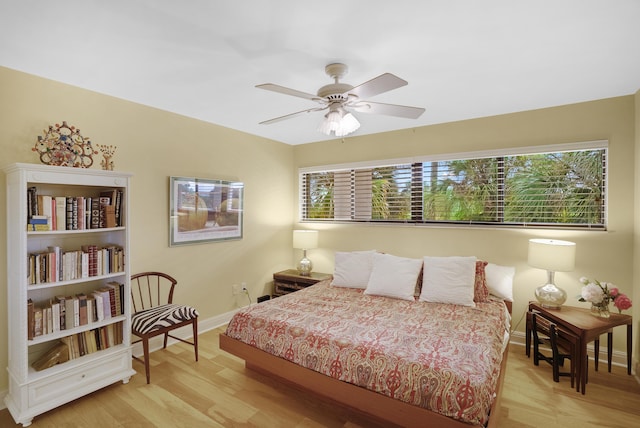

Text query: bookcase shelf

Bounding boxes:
[4,163,135,427]
[27,271,126,291]
[28,314,127,345]
[27,226,126,236]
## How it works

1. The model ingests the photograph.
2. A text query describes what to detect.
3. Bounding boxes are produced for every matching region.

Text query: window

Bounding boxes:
[299,141,607,229]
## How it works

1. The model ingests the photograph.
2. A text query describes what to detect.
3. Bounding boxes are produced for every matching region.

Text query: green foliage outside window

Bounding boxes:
[301,148,605,228]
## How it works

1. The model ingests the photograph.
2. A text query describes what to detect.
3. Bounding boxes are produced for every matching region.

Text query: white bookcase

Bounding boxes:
[3,163,135,427]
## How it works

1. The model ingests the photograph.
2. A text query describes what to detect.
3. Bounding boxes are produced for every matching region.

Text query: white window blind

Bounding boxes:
[300,142,607,229]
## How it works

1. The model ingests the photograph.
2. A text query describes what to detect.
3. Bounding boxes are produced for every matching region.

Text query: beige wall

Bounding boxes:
[0,65,637,394]
[0,66,296,391]
[294,95,637,363]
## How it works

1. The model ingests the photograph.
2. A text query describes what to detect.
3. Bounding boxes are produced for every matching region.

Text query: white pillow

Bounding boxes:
[419,256,476,307]
[485,263,515,302]
[364,253,423,301]
[331,250,376,289]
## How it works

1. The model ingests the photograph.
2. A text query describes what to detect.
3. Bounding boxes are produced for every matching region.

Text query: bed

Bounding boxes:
[220,253,513,428]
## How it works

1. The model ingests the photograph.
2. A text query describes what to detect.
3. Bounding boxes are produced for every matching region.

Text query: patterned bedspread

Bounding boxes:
[225,279,510,426]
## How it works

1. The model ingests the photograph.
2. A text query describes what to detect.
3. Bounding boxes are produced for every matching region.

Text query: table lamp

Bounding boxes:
[528,238,576,309]
[293,230,318,276]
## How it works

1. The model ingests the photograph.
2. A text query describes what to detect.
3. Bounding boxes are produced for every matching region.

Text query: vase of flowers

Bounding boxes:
[578,277,632,318]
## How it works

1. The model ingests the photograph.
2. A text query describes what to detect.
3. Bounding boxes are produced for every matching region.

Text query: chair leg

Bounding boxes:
[552,354,560,382]
[163,332,169,349]
[142,338,151,384]
[192,318,199,362]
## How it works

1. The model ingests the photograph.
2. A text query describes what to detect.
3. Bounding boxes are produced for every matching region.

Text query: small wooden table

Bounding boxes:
[272,269,332,296]
[526,301,632,394]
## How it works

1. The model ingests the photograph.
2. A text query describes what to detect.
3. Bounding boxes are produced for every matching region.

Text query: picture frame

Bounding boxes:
[169,176,244,246]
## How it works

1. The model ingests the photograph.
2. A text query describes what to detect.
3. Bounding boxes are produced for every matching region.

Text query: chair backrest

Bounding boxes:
[532,312,576,354]
[131,272,177,313]
[531,312,552,342]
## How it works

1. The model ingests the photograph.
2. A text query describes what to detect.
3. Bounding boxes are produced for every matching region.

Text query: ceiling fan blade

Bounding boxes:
[351,101,425,119]
[259,106,327,125]
[256,83,321,101]
[346,73,408,99]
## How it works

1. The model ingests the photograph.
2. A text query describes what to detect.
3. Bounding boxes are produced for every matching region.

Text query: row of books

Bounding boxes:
[62,321,124,360]
[28,244,124,285]
[27,281,125,339]
[32,322,124,371]
[27,187,123,231]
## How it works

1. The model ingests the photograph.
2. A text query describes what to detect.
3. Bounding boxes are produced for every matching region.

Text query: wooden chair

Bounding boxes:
[530,311,578,387]
[131,272,199,383]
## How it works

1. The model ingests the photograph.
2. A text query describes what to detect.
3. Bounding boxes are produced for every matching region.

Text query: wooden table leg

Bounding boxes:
[579,340,587,394]
[594,338,599,371]
[627,325,632,375]
[607,331,613,372]
[526,311,532,358]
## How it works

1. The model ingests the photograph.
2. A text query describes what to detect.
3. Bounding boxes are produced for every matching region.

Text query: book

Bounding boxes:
[51,302,60,333]
[34,306,43,337]
[48,246,62,283]
[115,189,123,226]
[104,205,116,228]
[87,295,96,323]
[107,281,123,316]
[99,286,116,318]
[77,293,87,326]
[32,342,69,371]
[27,186,38,220]
[65,296,75,330]
[76,196,85,230]
[26,224,50,231]
[55,296,66,330]
[27,299,34,340]
[37,195,53,229]
[90,198,100,229]
[29,215,48,224]
[92,291,105,321]
[65,197,73,231]
[54,196,67,231]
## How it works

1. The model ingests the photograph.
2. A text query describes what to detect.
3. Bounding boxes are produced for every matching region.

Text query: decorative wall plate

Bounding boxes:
[33,121,96,168]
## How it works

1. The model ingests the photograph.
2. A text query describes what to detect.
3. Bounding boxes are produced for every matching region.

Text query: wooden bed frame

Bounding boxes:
[219,300,511,428]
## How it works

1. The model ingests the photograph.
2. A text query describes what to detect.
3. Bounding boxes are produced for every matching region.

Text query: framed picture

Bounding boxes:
[169,176,244,246]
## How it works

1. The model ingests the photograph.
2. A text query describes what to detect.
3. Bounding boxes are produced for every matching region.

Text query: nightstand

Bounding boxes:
[273,269,332,297]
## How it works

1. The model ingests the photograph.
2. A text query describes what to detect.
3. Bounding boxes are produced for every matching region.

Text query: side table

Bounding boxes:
[526,301,632,394]
[272,269,332,297]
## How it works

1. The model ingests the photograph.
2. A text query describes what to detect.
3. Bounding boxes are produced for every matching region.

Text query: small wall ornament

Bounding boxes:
[33,121,97,168]
[97,144,117,170]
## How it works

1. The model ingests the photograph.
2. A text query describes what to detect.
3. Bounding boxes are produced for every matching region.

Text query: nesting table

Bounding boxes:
[526,301,632,394]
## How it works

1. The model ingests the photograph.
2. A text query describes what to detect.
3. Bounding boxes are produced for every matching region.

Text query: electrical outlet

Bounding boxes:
[232,284,240,295]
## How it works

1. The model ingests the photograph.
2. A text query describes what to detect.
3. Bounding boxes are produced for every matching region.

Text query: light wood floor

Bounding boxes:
[2,327,639,427]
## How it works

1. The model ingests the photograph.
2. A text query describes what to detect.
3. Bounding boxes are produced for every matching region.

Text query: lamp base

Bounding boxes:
[297,256,313,276]
[535,283,567,309]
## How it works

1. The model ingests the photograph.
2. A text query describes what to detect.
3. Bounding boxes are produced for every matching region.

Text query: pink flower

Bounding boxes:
[614,294,632,312]
[609,287,619,298]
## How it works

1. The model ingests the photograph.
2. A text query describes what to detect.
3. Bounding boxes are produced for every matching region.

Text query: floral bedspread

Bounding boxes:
[225,280,509,426]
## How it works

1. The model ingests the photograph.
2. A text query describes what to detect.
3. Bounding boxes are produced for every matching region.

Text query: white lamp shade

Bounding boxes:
[528,239,576,272]
[293,230,318,249]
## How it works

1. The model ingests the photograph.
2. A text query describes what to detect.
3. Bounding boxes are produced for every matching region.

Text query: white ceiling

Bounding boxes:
[2,1,639,145]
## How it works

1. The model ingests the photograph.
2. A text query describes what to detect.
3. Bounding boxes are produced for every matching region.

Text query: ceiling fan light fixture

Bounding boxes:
[317,108,360,137]
[335,112,360,137]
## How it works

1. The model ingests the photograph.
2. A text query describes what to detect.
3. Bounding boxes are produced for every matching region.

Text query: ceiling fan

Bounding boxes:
[256,63,425,137]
